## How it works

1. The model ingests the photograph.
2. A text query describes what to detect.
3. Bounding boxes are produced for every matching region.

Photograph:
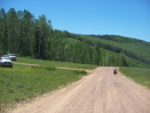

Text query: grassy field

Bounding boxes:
[120,67,150,88]
[0,63,88,112]
[16,56,97,69]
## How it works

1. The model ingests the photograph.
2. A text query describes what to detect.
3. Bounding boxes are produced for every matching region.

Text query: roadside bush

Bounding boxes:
[32,66,56,71]
[73,70,87,75]
[44,66,56,71]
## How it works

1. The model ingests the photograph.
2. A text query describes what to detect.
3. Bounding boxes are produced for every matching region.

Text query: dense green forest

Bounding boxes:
[0,8,150,67]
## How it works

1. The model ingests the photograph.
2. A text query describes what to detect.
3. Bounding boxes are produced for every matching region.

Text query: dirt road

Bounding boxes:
[10,67,150,113]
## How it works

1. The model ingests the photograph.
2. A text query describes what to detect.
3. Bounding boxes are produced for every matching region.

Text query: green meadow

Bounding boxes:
[120,67,150,88]
[0,63,89,112]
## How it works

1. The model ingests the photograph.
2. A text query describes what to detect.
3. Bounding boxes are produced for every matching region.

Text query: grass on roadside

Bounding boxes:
[119,67,150,88]
[16,56,97,69]
[0,64,87,112]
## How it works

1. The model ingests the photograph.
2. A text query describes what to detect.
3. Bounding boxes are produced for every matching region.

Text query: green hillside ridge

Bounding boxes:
[66,33,150,65]
[83,35,150,63]
[64,37,149,67]
[92,35,150,62]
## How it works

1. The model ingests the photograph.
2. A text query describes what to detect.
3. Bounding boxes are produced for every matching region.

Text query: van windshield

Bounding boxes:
[1,57,10,60]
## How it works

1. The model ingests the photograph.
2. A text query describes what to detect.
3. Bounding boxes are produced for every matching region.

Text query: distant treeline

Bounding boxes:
[0,8,128,66]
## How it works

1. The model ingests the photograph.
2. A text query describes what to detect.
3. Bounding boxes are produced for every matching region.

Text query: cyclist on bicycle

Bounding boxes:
[113,67,117,75]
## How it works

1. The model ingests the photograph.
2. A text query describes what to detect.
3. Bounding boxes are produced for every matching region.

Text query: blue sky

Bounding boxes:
[1,0,150,42]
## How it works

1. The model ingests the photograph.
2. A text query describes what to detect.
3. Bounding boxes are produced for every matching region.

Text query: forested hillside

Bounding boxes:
[0,8,150,67]
[66,34,150,64]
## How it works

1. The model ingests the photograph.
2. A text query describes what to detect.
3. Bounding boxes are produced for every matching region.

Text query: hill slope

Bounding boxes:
[65,33,150,66]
